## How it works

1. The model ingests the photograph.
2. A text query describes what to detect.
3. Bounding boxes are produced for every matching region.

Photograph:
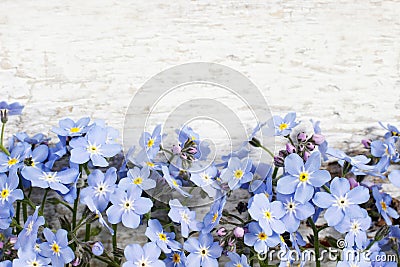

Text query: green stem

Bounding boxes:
[112,224,118,261]
[308,217,321,267]
[322,185,331,194]
[22,202,28,222]
[39,189,49,216]
[272,166,279,179]
[0,144,10,156]
[15,201,21,227]
[260,145,274,158]
[72,188,80,230]
[85,223,91,242]
[0,122,5,146]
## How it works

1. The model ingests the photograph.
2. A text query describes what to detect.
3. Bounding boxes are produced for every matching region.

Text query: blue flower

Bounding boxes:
[21,167,79,194]
[270,112,298,136]
[168,199,199,238]
[39,228,75,267]
[81,195,114,235]
[371,137,399,171]
[326,148,375,174]
[388,170,400,188]
[13,249,51,267]
[225,252,250,267]
[119,166,156,191]
[52,117,90,137]
[139,124,162,157]
[22,144,49,170]
[0,172,23,207]
[0,206,13,229]
[80,168,117,212]
[334,208,371,249]
[145,219,182,253]
[277,152,330,203]
[164,251,187,267]
[313,177,370,226]
[190,165,220,198]
[70,125,121,167]
[248,193,286,235]
[221,157,253,190]
[123,242,165,267]
[0,261,11,267]
[0,101,24,116]
[14,132,50,145]
[379,122,400,139]
[372,186,399,225]
[244,221,280,254]
[199,195,226,233]
[183,232,222,267]
[162,166,191,197]
[337,249,371,267]
[276,193,315,233]
[0,143,26,173]
[106,187,153,228]
[92,242,104,256]
[14,206,45,252]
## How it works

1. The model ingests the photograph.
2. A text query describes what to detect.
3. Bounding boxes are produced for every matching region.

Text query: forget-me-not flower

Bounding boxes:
[221,157,253,190]
[139,124,162,158]
[106,187,153,229]
[52,117,90,137]
[123,242,165,267]
[168,199,199,238]
[313,177,370,226]
[39,228,75,267]
[0,143,26,173]
[80,168,117,212]
[190,165,220,198]
[70,125,121,167]
[13,249,51,267]
[119,166,156,191]
[0,172,23,207]
[183,232,222,267]
[164,251,187,267]
[244,221,281,254]
[277,152,330,203]
[270,112,298,136]
[225,252,250,267]
[248,193,286,235]
[145,219,182,253]
[372,186,399,225]
[162,166,191,197]
[14,206,45,252]
[199,195,226,233]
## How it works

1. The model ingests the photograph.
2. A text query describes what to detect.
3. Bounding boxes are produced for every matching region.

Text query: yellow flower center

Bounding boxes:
[234,169,244,179]
[146,161,155,167]
[212,212,219,223]
[7,158,18,166]
[27,260,41,267]
[392,131,399,136]
[51,242,60,254]
[279,123,288,131]
[158,233,167,242]
[172,179,178,187]
[133,177,143,185]
[1,189,9,199]
[236,264,243,267]
[258,232,268,241]
[299,172,309,182]
[69,127,81,133]
[172,253,181,263]
[280,235,286,243]
[147,139,155,148]
[381,201,387,211]
[87,145,99,154]
[264,211,272,219]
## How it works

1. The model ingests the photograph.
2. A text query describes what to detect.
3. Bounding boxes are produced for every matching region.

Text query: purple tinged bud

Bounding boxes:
[180,154,187,160]
[303,151,311,161]
[233,227,245,238]
[72,258,81,266]
[92,242,104,256]
[0,242,3,249]
[228,238,235,247]
[298,144,305,152]
[361,139,371,149]
[187,147,197,154]
[274,156,285,167]
[217,227,227,237]
[297,132,307,142]
[348,177,359,189]
[9,237,17,244]
[286,143,296,154]
[312,134,325,145]
[171,145,181,154]
[306,142,315,151]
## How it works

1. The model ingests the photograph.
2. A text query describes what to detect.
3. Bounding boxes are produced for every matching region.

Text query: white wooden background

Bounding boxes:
[0,1,400,264]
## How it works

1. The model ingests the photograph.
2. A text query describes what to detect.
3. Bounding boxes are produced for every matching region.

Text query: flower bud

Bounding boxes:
[71,258,81,266]
[91,242,104,256]
[249,137,262,148]
[217,227,227,237]
[9,237,17,244]
[297,132,307,142]
[361,139,371,149]
[286,143,296,154]
[274,155,285,167]
[0,110,7,124]
[348,177,359,189]
[233,227,245,238]
[375,225,390,241]
[306,142,315,151]
[171,145,181,154]
[311,134,325,145]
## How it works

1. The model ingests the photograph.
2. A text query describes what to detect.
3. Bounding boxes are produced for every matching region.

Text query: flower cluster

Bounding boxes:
[0,102,399,267]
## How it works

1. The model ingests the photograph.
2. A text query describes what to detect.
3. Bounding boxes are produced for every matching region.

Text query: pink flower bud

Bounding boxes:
[361,139,371,149]
[217,227,227,237]
[9,237,18,244]
[297,132,307,142]
[312,134,325,145]
[171,145,181,154]
[306,142,315,151]
[233,227,245,238]
[286,143,296,154]
[348,177,359,189]
[303,151,311,161]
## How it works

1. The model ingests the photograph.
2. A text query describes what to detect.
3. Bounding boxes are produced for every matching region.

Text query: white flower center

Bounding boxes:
[41,173,60,183]
[180,211,190,224]
[121,198,135,211]
[350,220,361,235]
[94,182,109,197]
[333,195,351,209]
[26,221,34,235]
[87,142,101,154]
[135,256,149,267]
[285,199,297,213]
[199,246,210,258]
[27,259,42,267]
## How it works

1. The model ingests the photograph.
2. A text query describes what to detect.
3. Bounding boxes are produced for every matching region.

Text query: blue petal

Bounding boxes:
[313,192,335,208]
[347,186,369,204]
[277,175,299,194]
[324,206,344,226]
[284,154,303,176]
[294,184,314,203]
[330,177,350,197]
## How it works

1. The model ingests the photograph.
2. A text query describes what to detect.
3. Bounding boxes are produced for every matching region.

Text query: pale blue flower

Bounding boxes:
[145,219,182,253]
[168,199,199,238]
[123,242,165,267]
[221,157,253,190]
[119,166,156,191]
[183,233,222,267]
